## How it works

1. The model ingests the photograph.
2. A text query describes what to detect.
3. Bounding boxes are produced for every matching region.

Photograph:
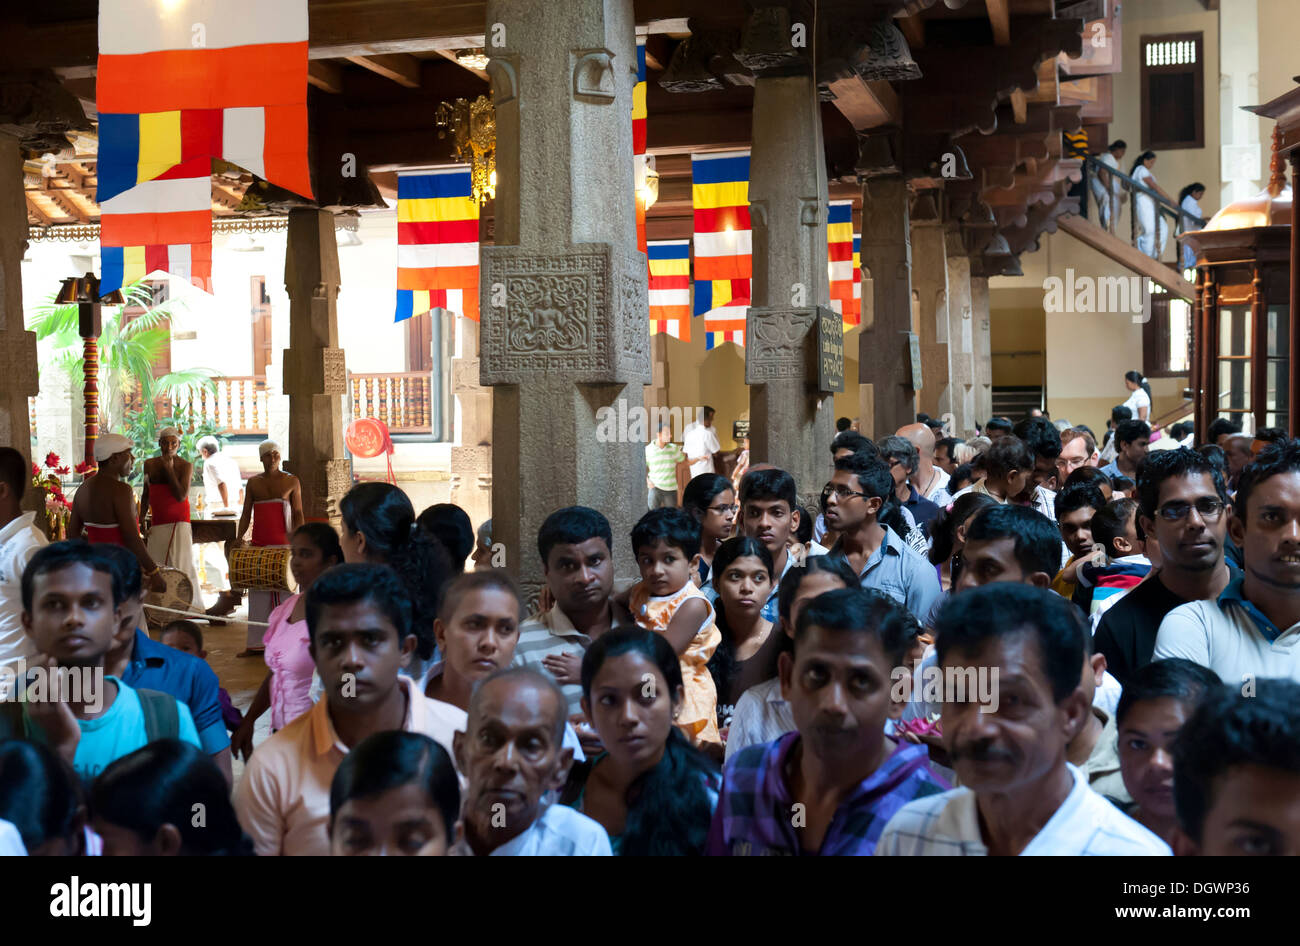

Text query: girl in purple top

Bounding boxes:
[230,523,342,757]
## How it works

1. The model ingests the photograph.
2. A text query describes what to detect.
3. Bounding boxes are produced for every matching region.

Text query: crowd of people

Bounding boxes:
[1,388,1298,857]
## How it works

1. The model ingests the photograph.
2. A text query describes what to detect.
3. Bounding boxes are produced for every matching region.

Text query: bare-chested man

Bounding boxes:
[69,432,165,593]
[234,440,305,648]
[139,427,203,608]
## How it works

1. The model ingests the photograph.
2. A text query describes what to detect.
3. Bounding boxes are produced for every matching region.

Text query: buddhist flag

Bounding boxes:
[395,167,480,323]
[99,157,213,295]
[828,200,857,328]
[692,151,751,349]
[633,36,648,255]
[648,240,690,341]
[852,233,862,327]
[96,0,312,202]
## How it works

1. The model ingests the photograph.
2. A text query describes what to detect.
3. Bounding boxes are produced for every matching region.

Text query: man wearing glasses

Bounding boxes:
[1095,449,1236,688]
[1155,440,1300,686]
[1056,428,1100,482]
[821,453,940,625]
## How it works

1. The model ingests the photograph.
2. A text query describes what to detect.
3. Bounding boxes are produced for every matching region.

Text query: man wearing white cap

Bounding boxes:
[234,441,304,651]
[139,427,203,609]
[69,432,165,593]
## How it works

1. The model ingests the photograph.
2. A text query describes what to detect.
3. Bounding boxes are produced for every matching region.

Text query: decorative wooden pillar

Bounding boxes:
[282,209,350,528]
[858,173,914,438]
[910,194,949,420]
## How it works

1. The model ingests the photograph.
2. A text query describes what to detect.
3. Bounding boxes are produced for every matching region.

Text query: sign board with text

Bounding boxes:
[816,306,845,393]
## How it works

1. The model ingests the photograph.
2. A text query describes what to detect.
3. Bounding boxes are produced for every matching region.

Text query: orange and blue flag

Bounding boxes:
[633,36,648,255]
[828,200,858,328]
[395,167,480,322]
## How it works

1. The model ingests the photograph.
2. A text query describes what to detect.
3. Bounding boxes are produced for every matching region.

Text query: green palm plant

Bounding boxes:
[26,280,217,434]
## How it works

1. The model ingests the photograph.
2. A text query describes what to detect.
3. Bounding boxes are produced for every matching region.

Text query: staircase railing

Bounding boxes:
[1081,154,1208,267]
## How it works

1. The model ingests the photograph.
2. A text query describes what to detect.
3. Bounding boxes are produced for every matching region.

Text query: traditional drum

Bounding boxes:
[229,546,298,593]
[142,567,196,632]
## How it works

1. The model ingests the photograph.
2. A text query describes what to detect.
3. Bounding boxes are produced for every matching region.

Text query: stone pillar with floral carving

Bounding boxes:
[282,209,350,529]
[449,318,492,546]
[742,56,837,514]
[481,0,650,602]
[970,274,994,426]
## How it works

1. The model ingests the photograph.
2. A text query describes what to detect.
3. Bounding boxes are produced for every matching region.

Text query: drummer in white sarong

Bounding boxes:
[139,427,204,609]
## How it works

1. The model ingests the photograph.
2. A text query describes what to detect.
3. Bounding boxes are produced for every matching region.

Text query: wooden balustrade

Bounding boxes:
[348,372,432,434]
[173,376,268,436]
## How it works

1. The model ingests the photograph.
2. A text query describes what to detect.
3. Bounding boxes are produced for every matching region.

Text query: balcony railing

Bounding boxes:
[1081,154,1208,267]
[350,372,432,434]
[117,371,435,440]
[173,376,268,436]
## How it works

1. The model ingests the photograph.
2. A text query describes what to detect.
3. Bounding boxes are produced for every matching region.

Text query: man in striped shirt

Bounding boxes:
[645,423,684,510]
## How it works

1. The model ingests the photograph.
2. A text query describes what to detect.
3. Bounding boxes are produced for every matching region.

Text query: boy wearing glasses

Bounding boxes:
[1096,449,1235,689]
[1155,440,1300,685]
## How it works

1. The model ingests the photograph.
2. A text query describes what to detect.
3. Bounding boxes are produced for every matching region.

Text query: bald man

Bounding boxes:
[896,423,951,505]
[453,667,611,856]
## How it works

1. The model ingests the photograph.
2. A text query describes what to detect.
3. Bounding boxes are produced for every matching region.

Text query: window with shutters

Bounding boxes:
[1140,33,1204,151]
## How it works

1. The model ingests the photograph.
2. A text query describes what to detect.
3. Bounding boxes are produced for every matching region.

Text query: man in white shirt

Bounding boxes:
[0,448,48,674]
[683,406,721,479]
[196,436,243,600]
[877,583,1170,855]
[453,667,611,855]
[1154,443,1300,685]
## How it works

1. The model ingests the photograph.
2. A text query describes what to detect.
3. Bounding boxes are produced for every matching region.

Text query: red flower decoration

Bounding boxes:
[43,452,61,470]
[55,465,70,476]
[31,463,40,478]
[74,461,95,475]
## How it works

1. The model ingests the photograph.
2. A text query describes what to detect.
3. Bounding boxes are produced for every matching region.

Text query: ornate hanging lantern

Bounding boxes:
[435,95,497,204]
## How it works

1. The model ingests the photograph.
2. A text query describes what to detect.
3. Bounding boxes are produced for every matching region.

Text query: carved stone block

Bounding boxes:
[745,306,818,384]
[0,330,40,398]
[452,444,493,474]
[452,358,483,394]
[281,346,347,396]
[479,244,650,385]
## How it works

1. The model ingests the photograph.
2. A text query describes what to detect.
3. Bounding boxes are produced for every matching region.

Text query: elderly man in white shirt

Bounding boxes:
[453,667,611,856]
[877,583,1169,856]
[683,406,722,479]
[0,447,48,674]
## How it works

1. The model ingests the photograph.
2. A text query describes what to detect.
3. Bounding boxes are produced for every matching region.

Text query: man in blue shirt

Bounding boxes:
[14,543,201,781]
[98,546,232,783]
[1101,420,1150,481]
[823,452,941,625]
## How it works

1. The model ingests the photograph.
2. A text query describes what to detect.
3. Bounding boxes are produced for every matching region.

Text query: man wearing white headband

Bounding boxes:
[69,432,166,593]
[139,427,203,609]
[234,439,304,651]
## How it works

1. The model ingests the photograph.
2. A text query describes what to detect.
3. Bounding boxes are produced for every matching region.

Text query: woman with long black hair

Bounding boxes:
[560,628,720,855]
[705,536,774,740]
[1123,369,1152,422]
[339,482,453,671]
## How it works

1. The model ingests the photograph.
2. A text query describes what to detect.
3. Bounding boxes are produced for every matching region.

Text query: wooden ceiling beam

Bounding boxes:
[987,0,1012,45]
[308,60,344,94]
[345,53,421,88]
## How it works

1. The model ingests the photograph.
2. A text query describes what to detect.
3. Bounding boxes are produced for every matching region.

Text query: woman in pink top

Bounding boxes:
[230,524,342,758]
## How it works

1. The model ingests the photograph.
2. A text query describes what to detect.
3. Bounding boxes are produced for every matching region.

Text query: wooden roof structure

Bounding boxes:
[3,0,1117,275]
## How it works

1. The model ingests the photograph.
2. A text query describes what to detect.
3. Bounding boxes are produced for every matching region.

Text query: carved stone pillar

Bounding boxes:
[858,174,914,438]
[910,194,948,421]
[942,228,977,437]
[0,133,38,495]
[745,71,836,511]
[282,209,349,528]
[450,318,492,544]
[970,274,994,426]
[481,0,650,602]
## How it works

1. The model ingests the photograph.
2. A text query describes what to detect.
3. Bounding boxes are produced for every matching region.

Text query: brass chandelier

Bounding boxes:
[435,94,497,204]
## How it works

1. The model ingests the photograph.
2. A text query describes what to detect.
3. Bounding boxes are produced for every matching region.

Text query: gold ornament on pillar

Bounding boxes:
[435,95,497,204]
